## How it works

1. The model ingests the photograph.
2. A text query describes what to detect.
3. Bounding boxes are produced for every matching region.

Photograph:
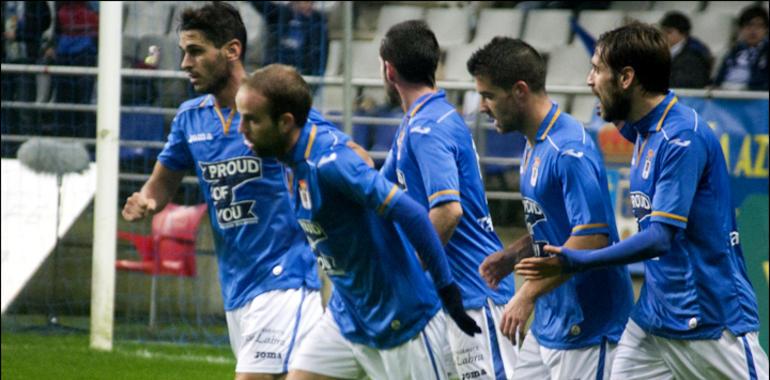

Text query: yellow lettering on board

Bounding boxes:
[720,133,730,170]
[734,135,754,177]
[753,135,768,178]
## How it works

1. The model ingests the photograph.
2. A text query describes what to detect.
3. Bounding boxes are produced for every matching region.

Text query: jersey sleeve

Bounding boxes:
[318,146,404,217]
[556,143,612,236]
[407,121,461,208]
[157,113,194,171]
[650,130,706,229]
[379,148,398,183]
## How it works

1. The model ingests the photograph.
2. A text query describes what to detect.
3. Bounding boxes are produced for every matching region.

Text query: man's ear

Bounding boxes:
[223,38,242,61]
[383,60,397,83]
[512,80,530,99]
[278,112,296,133]
[618,66,635,91]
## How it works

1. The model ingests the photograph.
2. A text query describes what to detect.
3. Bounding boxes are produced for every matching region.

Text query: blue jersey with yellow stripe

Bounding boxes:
[520,101,634,349]
[380,90,514,309]
[157,95,322,311]
[287,122,442,349]
[624,91,759,339]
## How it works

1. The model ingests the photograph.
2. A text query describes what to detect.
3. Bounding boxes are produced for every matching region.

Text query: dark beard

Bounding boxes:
[385,81,401,108]
[199,57,231,95]
[601,85,632,122]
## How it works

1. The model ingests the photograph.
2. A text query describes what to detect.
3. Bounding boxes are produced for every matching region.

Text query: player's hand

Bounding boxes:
[500,292,534,346]
[122,192,157,222]
[514,245,565,280]
[479,250,516,290]
[438,283,481,337]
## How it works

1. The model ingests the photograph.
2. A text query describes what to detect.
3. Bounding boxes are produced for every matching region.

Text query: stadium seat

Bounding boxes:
[691,10,736,54]
[571,94,600,124]
[705,1,759,16]
[324,40,343,77]
[376,5,425,37]
[124,2,175,38]
[119,112,166,163]
[522,9,572,54]
[426,7,471,47]
[546,43,593,87]
[352,41,382,79]
[237,1,267,69]
[472,9,524,47]
[443,44,477,82]
[651,1,703,13]
[624,10,668,25]
[578,10,627,39]
[609,1,653,11]
[116,203,207,327]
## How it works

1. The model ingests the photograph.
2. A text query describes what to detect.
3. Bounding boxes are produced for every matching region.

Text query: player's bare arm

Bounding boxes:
[479,233,534,289]
[122,162,185,222]
[429,201,463,245]
[500,233,609,344]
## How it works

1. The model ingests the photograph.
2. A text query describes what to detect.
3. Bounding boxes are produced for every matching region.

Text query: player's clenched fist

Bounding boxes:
[122,192,157,221]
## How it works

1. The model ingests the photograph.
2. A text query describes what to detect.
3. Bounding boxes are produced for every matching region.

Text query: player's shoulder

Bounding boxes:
[546,112,595,154]
[178,94,210,114]
[660,103,711,148]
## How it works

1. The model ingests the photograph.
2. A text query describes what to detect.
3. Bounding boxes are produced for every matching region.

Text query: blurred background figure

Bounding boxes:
[2,1,51,132]
[660,11,713,88]
[714,5,768,91]
[251,1,328,77]
[49,1,99,137]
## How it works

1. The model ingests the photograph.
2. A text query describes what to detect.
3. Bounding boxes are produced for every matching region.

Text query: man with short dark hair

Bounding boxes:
[379,20,517,380]
[469,36,633,380]
[236,63,480,380]
[659,11,712,88]
[715,5,769,90]
[516,22,769,379]
[121,3,338,379]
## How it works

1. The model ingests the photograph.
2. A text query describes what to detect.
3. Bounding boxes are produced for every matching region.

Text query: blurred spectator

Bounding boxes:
[49,1,99,136]
[714,5,769,91]
[660,11,713,88]
[250,1,328,77]
[2,2,51,132]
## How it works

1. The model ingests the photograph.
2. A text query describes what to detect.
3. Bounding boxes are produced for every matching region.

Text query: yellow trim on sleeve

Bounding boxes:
[571,223,609,233]
[304,124,318,159]
[651,211,688,223]
[377,185,400,214]
[428,189,460,202]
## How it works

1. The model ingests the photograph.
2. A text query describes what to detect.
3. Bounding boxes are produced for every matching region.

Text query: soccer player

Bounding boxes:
[468,37,634,380]
[378,21,517,380]
[235,63,480,380]
[120,4,367,379]
[515,23,769,379]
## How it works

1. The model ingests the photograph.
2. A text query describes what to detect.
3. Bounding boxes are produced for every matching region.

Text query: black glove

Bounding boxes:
[438,283,481,336]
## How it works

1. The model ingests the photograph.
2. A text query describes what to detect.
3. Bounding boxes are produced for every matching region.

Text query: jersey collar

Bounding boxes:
[286,122,318,164]
[535,101,561,142]
[405,89,445,121]
[626,91,678,135]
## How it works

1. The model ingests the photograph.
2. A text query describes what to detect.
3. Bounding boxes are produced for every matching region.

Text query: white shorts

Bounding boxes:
[446,300,518,380]
[226,288,323,374]
[512,330,615,380]
[290,309,452,380]
[610,319,769,380]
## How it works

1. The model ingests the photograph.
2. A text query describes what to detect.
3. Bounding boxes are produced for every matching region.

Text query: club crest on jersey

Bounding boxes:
[630,191,652,221]
[642,149,654,180]
[298,180,312,209]
[396,129,406,161]
[297,219,327,249]
[522,197,547,234]
[530,157,541,187]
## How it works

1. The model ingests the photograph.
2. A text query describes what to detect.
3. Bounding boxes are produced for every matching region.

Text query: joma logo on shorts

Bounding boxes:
[461,369,487,380]
[254,351,282,360]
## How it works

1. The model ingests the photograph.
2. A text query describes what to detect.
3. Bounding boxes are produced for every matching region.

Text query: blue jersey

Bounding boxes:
[380,90,514,309]
[520,102,634,350]
[287,122,442,349]
[157,95,322,311]
[624,91,759,339]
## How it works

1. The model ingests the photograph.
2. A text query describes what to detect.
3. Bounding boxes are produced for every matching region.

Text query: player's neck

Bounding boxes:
[399,84,436,114]
[628,91,667,124]
[213,65,247,110]
[524,94,552,144]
